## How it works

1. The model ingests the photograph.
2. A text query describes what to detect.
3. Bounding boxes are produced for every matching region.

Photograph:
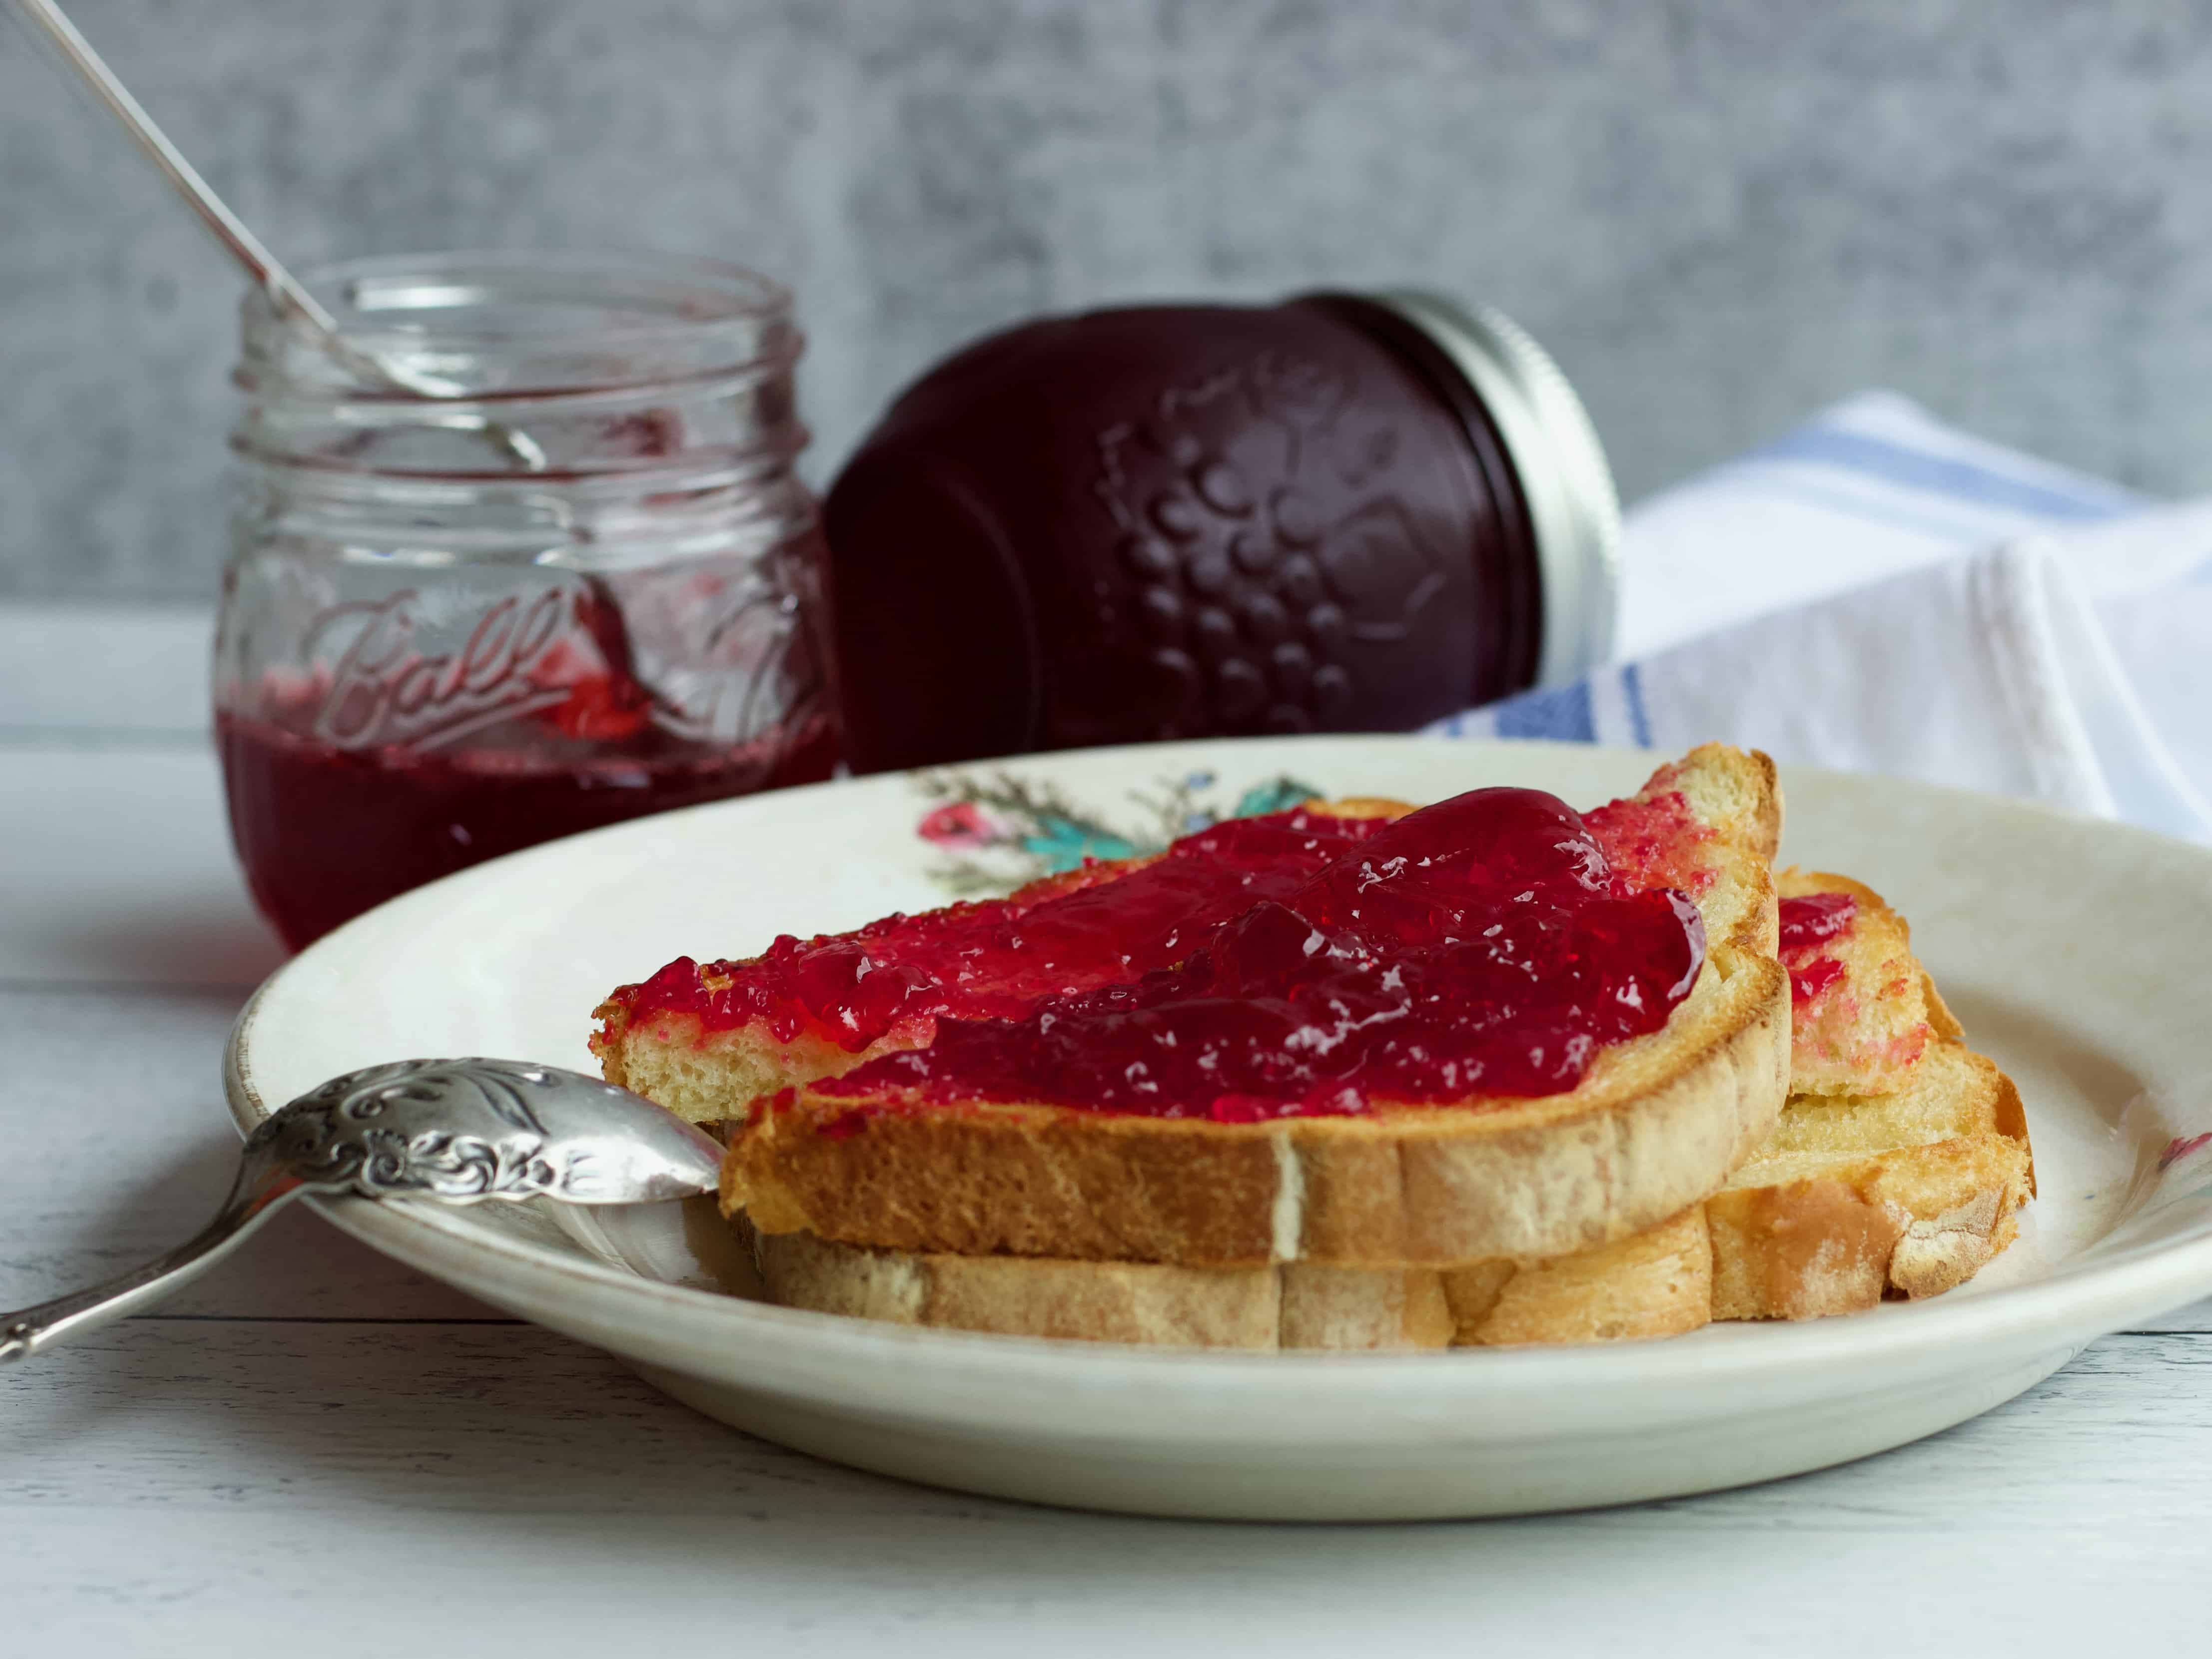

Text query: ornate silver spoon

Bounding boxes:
[0,1059,722,1363]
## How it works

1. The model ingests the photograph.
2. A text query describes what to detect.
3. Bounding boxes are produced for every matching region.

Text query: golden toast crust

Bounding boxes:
[726,944,1789,1267]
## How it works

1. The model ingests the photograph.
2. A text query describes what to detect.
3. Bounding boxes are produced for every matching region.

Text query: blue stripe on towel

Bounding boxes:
[1733,471,2052,541]
[1494,680,1595,742]
[1749,427,2134,522]
[1620,663,1653,748]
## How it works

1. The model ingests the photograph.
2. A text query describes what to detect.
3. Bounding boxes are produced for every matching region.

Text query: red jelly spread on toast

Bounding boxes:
[614,809,1393,1050]
[813,787,1706,1121]
[1583,784,1718,896]
[1778,891,1856,1004]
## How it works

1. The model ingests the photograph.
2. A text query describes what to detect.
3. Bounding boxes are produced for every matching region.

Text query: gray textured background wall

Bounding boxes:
[4,0,2212,600]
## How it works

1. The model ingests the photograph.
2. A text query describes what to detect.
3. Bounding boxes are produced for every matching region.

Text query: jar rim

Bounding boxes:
[239,248,800,400]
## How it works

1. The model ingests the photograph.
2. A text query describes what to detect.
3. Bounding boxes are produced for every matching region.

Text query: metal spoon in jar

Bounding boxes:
[6,0,700,707]
[0,1059,723,1363]
[3,0,549,467]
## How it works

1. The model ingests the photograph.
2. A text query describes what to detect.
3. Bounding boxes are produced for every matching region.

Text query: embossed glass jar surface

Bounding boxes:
[824,293,1618,773]
[214,252,837,948]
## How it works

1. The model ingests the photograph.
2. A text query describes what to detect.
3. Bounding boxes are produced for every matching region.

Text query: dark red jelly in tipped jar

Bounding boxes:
[823,294,1621,771]
[814,786,1706,1121]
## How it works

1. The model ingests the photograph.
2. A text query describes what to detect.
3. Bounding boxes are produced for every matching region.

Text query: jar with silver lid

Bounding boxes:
[821,290,1619,772]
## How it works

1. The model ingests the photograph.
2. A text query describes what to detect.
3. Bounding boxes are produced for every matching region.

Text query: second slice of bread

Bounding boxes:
[753,1029,2029,1348]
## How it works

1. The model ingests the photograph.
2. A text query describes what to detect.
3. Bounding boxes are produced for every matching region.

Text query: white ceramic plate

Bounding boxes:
[223,737,2212,1521]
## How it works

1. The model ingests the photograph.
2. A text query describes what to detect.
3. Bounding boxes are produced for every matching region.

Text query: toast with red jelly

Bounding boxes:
[751,872,2032,1346]
[1776,869,1932,1096]
[595,748,1779,1127]
[596,745,1789,1270]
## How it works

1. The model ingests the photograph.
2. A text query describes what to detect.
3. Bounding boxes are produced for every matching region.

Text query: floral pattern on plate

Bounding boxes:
[912,767,1327,895]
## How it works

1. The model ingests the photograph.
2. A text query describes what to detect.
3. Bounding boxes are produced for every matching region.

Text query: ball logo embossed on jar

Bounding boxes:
[310,589,575,752]
[302,579,820,757]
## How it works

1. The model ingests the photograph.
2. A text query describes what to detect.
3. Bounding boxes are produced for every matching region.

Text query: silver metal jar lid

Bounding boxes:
[1373,292,1621,687]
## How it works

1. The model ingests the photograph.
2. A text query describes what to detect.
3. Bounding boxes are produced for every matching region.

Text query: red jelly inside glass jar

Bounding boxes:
[220,717,837,951]
[221,579,837,950]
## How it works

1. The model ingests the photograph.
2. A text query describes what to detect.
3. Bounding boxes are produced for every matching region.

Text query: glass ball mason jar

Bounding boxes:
[213,252,839,949]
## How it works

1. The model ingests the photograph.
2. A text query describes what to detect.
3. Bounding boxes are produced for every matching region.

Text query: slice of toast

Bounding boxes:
[710,747,1787,1268]
[750,873,2034,1346]
[595,744,1781,1127]
[595,747,1784,1267]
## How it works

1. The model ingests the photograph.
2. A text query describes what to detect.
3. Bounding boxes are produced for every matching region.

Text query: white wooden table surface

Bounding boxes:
[4,604,2209,1657]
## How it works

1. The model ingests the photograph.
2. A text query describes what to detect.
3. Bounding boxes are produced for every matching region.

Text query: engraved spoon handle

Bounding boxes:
[0,1149,308,1364]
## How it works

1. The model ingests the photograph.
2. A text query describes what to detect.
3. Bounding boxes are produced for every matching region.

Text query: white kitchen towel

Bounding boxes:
[1616,390,2148,659]
[1432,391,2212,842]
